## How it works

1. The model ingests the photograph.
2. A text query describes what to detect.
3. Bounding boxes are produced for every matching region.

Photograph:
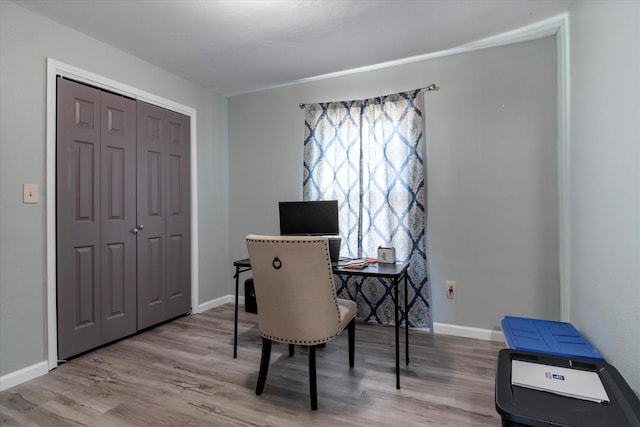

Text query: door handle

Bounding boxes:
[131,226,139,234]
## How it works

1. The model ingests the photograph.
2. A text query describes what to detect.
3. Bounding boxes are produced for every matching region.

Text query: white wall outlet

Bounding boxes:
[23,184,39,203]
[446,280,456,299]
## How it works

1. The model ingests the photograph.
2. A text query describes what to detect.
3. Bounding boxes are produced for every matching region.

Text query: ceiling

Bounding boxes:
[13,0,573,97]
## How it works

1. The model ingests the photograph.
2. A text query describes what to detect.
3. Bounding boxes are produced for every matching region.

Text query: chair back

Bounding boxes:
[245,234,343,344]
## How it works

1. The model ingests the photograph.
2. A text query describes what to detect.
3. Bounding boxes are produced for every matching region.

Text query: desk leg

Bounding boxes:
[233,266,240,359]
[394,276,400,389]
[405,272,409,366]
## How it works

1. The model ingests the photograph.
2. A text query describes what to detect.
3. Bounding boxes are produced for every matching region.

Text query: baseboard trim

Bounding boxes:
[200,295,505,343]
[1,296,241,391]
[197,295,244,313]
[433,322,506,343]
[0,308,502,391]
[0,360,49,391]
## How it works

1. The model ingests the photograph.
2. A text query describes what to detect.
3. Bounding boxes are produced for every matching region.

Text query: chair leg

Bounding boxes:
[308,345,318,410]
[256,338,272,395]
[348,318,355,367]
[289,343,295,356]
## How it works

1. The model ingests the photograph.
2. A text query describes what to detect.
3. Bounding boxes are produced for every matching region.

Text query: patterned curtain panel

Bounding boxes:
[303,90,430,328]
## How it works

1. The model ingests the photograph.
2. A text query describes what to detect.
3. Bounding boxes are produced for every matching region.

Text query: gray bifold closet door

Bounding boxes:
[136,100,191,330]
[56,78,190,359]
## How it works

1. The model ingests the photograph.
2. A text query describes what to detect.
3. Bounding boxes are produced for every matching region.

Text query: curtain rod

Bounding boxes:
[299,83,439,109]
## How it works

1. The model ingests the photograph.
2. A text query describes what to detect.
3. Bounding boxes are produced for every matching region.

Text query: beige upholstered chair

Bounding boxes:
[245,234,357,410]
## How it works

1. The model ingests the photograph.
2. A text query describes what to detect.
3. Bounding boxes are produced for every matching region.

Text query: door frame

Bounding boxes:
[45,58,200,369]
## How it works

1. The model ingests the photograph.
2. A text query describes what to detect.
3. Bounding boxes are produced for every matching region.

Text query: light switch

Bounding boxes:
[23,184,39,203]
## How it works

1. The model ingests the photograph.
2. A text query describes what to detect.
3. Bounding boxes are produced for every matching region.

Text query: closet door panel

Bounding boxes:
[100,92,137,342]
[137,101,167,329]
[165,112,191,318]
[57,78,102,359]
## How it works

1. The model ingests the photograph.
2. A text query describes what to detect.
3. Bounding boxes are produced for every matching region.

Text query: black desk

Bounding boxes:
[233,258,410,389]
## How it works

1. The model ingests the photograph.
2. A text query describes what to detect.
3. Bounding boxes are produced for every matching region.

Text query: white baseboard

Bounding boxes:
[433,322,506,343]
[0,302,503,392]
[0,360,49,391]
[197,295,244,313]
[200,296,505,344]
[202,294,505,344]
[1,296,241,391]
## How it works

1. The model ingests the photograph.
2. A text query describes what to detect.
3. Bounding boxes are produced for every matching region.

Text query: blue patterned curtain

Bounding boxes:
[303,90,430,328]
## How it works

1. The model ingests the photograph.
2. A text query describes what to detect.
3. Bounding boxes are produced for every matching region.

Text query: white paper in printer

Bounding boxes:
[511,360,610,404]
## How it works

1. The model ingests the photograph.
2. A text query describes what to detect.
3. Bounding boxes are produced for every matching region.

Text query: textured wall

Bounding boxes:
[0,1,229,378]
[229,36,559,333]
[569,0,640,394]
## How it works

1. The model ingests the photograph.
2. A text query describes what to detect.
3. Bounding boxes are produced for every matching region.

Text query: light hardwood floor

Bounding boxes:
[0,304,506,426]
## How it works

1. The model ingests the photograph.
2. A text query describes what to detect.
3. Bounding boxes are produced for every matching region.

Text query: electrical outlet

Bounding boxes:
[446,280,456,299]
[23,184,39,203]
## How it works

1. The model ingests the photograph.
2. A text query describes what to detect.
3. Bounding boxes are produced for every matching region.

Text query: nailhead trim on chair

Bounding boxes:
[248,236,346,345]
[259,332,343,345]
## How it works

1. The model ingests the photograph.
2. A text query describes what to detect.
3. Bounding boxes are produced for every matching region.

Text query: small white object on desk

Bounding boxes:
[377,246,396,264]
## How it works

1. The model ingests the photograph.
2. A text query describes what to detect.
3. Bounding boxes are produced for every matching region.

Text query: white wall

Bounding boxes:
[228,36,559,332]
[0,1,230,379]
[569,0,640,393]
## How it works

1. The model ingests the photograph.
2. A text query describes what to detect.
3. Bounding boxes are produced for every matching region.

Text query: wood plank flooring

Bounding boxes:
[0,303,506,426]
